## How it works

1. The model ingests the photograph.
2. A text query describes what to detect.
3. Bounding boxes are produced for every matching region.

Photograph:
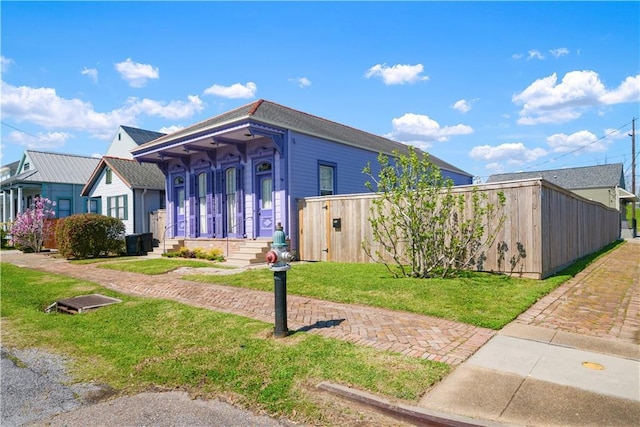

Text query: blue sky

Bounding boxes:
[1,1,639,185]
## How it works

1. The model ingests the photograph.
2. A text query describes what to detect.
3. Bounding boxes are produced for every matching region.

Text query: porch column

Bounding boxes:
[17,186,23,215]
[1,191,6,228]
[9,188,15,223]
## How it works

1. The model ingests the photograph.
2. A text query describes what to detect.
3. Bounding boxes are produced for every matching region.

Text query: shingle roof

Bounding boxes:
[105,157,165,189]
[121,125,166,146]
[81,156,165,196]
[486,163,625,189]
[132,99,471,177]
[1,151,100,186]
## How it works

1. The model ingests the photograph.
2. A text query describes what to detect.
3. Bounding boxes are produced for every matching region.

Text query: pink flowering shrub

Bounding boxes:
[9,197,56,253]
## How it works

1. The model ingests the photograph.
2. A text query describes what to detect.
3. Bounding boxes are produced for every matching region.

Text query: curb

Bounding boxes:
[316,382,507,427]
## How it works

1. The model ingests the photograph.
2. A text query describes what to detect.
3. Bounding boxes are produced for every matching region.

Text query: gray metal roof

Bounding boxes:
[133,99,472,177]
[121,125,166,146]
[82,156,165,196]
[0,160,20,178]
[486,163,625,189]
[2,151,100,187]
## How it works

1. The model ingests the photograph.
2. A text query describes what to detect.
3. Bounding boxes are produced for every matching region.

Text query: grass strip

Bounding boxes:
[1,263,449,423]
[95,258,233,274]
[183,241,622,330]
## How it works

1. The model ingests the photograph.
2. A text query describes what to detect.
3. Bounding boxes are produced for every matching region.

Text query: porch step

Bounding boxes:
[149,239,184,256]
[225,239,271,265]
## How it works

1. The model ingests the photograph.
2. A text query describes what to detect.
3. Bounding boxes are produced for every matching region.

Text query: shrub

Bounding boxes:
[56,214,126,259]
[0,226,11,248]
[162,246,224,261]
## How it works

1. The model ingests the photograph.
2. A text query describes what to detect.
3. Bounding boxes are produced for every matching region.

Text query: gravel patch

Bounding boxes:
[1,346,294,427]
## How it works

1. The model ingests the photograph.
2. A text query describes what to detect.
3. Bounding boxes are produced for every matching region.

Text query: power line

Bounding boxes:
[477,120,634,180]
[1,121,44,141]
[516,121,633,172]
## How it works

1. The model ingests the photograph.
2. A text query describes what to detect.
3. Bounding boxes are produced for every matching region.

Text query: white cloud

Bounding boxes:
[1,81,203,140]
[122,95,204,120]
[386,113,473,149]
[452,98,478,114]
[546,130,610,153]
[159,125,184,135]
[203,82,257,99]
[527,50,545,60]
[470,142,547,165]
[289,77,311,88]
[599,75,640,104]
[5,130,72,150]
[513,71,640,125]
[549,48,569,58]
[81,67,98,83]
[1,55,15,73]
[115,58,159,88]
[364,63,429,85]
[511,53,524,60]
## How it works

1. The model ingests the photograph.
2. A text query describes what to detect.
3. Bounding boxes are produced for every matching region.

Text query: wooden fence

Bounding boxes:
[297,179,620,279]
[42,218,60,249]
[149,209,166,244]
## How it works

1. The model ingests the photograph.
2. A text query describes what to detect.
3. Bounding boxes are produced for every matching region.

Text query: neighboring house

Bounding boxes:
[0,151,100,224]
[131,99,473,254]
[81,126,167,235]
[0,161,20,182]
[486,163,636,211]
[106,125,166,159]
[81,156,166,235]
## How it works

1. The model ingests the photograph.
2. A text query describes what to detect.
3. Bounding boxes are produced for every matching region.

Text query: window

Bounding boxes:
[319,163,336,196]
[261,178,273,209]
[58,198,72,218]
[89,199,99,213]
[106,168,112,184]
[23,162,30,171]
[198,172,208,234]
[107,195,127,220]
[226,168,237,234]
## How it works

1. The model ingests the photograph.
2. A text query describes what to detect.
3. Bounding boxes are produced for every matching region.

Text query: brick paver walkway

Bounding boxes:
[515,240,640,343]
[3,240,638,365]
[1,252,494,365]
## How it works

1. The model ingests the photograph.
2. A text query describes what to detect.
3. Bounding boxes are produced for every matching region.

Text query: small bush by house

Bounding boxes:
[162,246,224,262]
[56,214,126,259]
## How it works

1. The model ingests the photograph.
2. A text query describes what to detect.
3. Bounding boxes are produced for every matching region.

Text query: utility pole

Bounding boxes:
[632,118,637,238]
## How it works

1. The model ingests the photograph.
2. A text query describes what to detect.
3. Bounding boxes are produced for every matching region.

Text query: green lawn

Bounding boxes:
[0,263,449,424]
[95,258,235,275]
[181,242,619,330]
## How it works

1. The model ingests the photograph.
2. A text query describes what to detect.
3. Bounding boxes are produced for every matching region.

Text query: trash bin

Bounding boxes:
[141,233,153,253]
[125,234,141,256]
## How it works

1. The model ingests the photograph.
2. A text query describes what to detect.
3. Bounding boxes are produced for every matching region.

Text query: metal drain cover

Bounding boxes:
[47,294,122,314]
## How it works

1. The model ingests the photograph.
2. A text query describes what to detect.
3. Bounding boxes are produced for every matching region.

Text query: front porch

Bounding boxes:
[149,237,272,266]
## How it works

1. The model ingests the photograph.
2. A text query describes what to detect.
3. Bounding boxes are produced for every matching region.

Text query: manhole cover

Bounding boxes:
[46,294,122,314]
[582,361,605,370]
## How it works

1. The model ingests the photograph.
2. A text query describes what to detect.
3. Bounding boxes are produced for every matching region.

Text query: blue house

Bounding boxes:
[131,100,472,259]
[1,150,100,225]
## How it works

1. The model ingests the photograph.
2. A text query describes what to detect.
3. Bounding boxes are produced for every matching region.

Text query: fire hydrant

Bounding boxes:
[265,222,294,337]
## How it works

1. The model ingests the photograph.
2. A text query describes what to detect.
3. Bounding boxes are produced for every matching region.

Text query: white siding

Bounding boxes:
[105,127,138,159]
[89,168,135,234]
